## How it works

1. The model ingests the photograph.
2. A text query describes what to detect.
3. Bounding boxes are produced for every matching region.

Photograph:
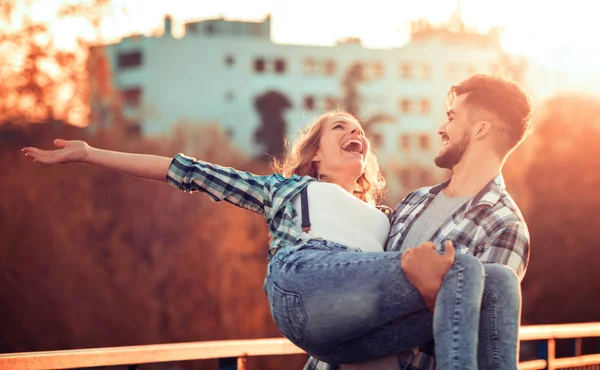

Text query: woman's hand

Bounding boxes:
[22,139,91,164]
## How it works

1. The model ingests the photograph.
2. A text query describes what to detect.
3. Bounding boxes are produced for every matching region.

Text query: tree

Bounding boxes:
[0,0,118,126]
[340,62,395,140]
[254,90,292,159]
[504,94,600,327]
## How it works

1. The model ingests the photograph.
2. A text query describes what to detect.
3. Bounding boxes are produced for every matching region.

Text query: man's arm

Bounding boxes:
[402,220,530,309]
[475,221,530,280]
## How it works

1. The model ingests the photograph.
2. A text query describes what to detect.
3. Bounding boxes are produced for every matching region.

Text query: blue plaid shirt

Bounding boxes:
[166,153,314,253]
[304,173,530,370]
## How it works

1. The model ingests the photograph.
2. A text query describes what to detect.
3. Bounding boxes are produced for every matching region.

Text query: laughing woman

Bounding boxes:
[23,111,487,368]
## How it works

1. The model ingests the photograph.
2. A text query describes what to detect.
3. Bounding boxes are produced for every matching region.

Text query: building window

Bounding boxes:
[186,23,198,33]
[420,99,431,115]
[400,98,411,113]
[447,64,459,80]
[419,168,433,185]
[419,133,431,151]
[254,58,265,73]
[421,63,431,80]
[372,62,384,78]
[225,91,234,102]
[274,58,286,74]
[325,59,336,75]
[205,23,215,34]
[399,169,411,187]
[252,23,262,36]
[304,58,316,75]
[325,96,338,110]
[121,87,142,107]
[400,62,412,79]
[371,132,384,149]
[225,54,235,67]
[304,95,315,110]
[126,121,142,137]
[352,62,364,78]
[117,51,142,70]
[400,134,411,151]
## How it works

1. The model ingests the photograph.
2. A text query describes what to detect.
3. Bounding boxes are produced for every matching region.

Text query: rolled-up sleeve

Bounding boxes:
[166,153,272,216]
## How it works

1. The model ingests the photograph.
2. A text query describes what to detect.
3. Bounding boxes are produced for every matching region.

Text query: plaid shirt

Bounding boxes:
[304,173,530,370]
[166,153,314,253]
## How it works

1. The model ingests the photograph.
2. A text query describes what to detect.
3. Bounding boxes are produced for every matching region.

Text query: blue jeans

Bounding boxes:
[264,239,520,368]
[477,264,522,370]
[265,240,521,369]
[407,264,521,370]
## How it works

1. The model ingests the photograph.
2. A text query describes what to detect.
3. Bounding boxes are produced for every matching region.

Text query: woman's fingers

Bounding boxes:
[23,147,65,164]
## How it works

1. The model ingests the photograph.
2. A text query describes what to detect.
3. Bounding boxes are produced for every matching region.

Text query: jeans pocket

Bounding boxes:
[268,281,307,344]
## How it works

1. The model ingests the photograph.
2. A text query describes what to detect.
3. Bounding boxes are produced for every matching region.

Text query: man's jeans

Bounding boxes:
[264,239,521,369]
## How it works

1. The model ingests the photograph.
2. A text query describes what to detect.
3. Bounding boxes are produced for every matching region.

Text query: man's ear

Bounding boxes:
[474,120,493,140]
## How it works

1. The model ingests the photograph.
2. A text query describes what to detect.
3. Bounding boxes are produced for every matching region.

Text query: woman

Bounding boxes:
[22,111,485,368]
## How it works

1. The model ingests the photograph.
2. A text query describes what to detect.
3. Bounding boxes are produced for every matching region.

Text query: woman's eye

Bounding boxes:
[333,125,343,129]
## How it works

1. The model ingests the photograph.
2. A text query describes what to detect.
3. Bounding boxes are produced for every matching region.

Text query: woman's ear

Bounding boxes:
[312,152,321,162]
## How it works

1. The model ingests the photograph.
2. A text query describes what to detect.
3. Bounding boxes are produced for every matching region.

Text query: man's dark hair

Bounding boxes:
[449,74,533,154]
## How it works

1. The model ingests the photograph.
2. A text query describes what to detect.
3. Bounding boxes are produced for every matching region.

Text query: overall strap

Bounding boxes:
[300,186,311,232]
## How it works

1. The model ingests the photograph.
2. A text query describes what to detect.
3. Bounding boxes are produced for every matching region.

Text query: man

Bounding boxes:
[304,74,532,370]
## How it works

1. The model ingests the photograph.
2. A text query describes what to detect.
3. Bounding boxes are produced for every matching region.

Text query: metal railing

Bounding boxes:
[1,323,599,370]
[518,323,600,370]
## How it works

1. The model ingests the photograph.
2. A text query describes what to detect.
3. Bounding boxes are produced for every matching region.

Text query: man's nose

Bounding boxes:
[437,123,447,136]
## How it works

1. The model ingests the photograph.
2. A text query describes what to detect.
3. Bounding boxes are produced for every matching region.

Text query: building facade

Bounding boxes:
[89,12,515,196]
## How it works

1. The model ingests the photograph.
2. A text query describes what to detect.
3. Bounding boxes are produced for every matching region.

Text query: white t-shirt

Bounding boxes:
[291,182,390,253]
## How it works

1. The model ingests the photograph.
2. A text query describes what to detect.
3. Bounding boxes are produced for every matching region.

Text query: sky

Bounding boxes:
[23,0,600,60]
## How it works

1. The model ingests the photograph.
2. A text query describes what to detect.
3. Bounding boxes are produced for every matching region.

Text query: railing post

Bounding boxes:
[238,356,247,370]
[547,338,556,370]
[573,338,582,357]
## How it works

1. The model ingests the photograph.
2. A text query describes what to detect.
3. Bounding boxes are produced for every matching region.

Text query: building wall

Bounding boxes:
[90,17,510,197]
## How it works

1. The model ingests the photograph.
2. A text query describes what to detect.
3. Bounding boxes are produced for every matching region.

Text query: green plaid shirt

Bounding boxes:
[166,153,314,253]
[304,173,530,370]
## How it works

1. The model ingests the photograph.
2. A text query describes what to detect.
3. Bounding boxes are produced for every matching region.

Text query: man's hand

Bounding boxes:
[401,240,455,312]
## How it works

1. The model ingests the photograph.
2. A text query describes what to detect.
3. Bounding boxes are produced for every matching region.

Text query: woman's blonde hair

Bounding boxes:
[272,111,386,205]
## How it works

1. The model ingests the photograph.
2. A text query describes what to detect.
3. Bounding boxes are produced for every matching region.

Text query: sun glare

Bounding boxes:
[11,0,600,67]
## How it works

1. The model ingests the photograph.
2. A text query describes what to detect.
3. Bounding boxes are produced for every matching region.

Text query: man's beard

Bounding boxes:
[434,135,470,170]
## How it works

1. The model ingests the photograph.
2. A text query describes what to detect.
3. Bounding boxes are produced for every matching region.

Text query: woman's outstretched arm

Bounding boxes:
[22,139,275,216]
[22,139,171,182]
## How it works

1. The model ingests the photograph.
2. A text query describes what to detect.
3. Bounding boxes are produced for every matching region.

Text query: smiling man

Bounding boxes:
[305,74,533,370]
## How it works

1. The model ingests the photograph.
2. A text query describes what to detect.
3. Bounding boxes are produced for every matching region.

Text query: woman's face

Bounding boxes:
[312,115,369,181]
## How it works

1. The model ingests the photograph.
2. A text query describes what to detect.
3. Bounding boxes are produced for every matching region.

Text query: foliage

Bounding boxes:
[0,0,119,126]
[1,122,308,369]
[504,94,600,327]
